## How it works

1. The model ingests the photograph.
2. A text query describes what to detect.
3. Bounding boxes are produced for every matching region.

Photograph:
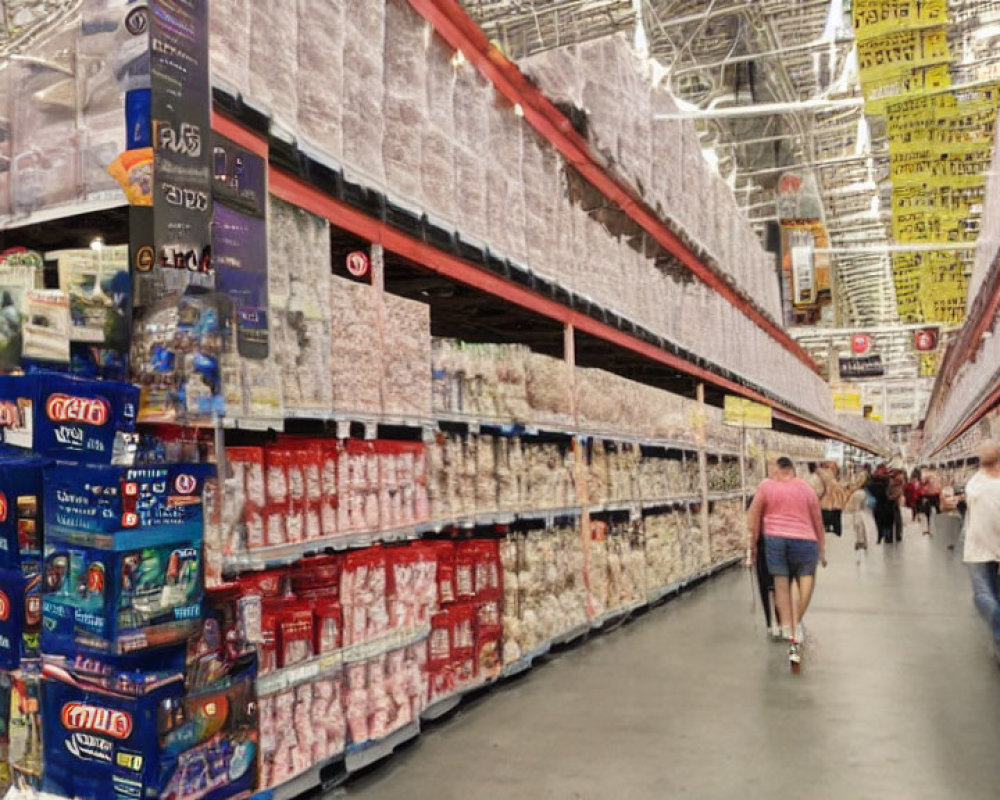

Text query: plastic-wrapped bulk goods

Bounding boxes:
[452,66,492,242]
[11,28,79,215]
[384,0,427,206]
[618,60,653,196]
[210,0,251,96]
[331,276,381,413]
[522,130,558,279]
[249,0,298,129]
[487,108,527,261]
[581,39,623,169]
[342,0,386,185]
[422,32,457,222]
[382,294,432,418]
[297,0,344,161]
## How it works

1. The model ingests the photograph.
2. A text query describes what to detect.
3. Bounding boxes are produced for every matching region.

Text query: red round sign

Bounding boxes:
[346,250,370,278]
[851,334,871,355]
[914,329,938,352]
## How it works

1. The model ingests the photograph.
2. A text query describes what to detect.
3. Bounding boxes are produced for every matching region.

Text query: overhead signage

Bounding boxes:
[851,334,871,355]
[839,354,885,379]
[723,396,773,429]
[832,391,863,415]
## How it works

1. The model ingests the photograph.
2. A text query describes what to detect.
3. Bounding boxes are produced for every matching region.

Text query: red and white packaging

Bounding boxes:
[277,602,315,667]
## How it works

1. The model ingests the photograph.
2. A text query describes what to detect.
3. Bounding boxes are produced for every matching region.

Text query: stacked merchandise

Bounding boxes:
[224,437,430,561]
[330,276,432,419]
[637,454,700,501]
[427,433,577,520]
[241,542,439,791]
[708,501,749,565]
[500,525,587,665]
[707,459,741,493]
[211,0,839,427]
[0,373,259,800]
[644,511,687,596]
[427,540,503,701]
[587,519,646,619]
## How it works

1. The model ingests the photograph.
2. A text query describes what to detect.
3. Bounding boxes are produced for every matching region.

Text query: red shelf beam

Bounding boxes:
[405,0,818,374]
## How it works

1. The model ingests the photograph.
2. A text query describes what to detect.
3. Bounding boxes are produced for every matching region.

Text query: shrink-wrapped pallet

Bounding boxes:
[382,293,432,417]
[250,0,298,128]
[210,0,251,97]
[330,276,381,414]
[383,0,427,205]
[453,66,492,242]
[343,0,386,184]
[422,36,457,221]
[297,0,344,161]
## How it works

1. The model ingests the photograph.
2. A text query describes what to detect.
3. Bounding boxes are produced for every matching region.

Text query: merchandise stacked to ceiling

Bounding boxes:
[0,2,885,800]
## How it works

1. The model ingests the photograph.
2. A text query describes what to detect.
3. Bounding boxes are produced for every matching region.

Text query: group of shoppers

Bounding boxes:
[749,444,1000,670]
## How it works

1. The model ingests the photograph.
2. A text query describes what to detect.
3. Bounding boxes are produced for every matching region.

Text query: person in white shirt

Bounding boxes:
[963,440,1000,660]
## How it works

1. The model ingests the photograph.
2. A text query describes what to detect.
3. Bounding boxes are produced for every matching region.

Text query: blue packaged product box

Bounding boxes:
[42,463,211,656]
[42,659,186,800]
[43,648,258,800]
[0,373,139,463]
[0,455,47,572]
[0,567,41,669]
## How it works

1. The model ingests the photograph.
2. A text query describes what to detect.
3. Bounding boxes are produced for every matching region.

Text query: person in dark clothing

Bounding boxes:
[868,471,895,545]
[889,469,906,542]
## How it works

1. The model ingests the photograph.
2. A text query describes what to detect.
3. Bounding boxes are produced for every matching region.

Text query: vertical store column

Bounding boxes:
[696,382,711,568]
[565,323,592,613]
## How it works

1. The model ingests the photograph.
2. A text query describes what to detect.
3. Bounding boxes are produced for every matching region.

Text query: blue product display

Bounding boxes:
[0,455,47,572]
[0,373,139,463]
[42,463,211,656]
[42,652,257,800]
[42,660,185,800]
[125,87,152,149]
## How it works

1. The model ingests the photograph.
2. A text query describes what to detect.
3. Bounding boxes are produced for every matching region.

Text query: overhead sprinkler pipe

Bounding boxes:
[654,96,864,120]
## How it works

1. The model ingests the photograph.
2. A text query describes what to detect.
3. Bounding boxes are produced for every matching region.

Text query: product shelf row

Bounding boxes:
[222,492,744,574]
[215,408,745,459]
[251,554,742,800]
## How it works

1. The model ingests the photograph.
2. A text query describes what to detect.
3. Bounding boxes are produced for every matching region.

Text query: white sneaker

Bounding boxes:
[769,623,782,640]
[781,626,793,641]
[796,622,807,642]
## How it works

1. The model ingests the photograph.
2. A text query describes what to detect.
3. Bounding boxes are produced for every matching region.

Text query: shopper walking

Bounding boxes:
[888,468,906,543]
[817,461,846,537]
[905,469,923,522]
[805,462,824,500]
[963,441,1000,662]
[868,468,895,545]
[921,470,942,535]
[843,471,873,551]
[748,457,826,665]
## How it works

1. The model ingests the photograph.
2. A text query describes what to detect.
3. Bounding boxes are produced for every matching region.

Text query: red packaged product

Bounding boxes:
[473,540,502,601]
[291,555,341,595]
[320,495,338,539]
[239,568,289,599]
[277,602,315,667]
[304,499,323,541]
[450,603,476,684]
[226,446,266,506]
[319,440,339,501]
[454,543,477,600]
[428,610,454,700]
[264,445,292,504]
[314,598,342,653]
[259,601,284,675]
[264,503,288,548]
[429,541,455,606]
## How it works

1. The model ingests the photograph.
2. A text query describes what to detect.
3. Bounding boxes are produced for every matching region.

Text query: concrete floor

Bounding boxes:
[345,519,1000,800]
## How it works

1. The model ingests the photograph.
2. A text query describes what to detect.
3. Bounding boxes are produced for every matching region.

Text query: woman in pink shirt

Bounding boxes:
[748,457,827,666]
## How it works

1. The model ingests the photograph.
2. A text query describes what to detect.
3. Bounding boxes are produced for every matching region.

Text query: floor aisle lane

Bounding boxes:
[344,521,1000,800]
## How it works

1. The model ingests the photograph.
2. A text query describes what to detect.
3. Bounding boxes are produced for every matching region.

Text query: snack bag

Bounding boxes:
[0,568,40,669]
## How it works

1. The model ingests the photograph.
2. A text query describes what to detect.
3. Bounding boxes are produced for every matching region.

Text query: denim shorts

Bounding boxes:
[764,535,819,578]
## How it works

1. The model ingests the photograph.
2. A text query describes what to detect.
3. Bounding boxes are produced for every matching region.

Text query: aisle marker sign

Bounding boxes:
[723,396,773,429]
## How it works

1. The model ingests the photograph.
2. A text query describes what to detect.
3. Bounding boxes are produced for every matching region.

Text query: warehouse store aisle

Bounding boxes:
[345,522,1000,800]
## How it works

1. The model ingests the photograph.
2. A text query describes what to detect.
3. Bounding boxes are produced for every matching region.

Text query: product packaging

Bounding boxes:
[0,455,46,573]
[0,568,40,669]
[0,373,139,463]
[42,463,210,656]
